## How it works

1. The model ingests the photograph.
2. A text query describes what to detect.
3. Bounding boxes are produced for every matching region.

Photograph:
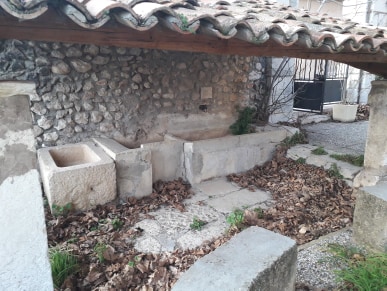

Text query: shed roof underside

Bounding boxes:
[1,0,387,77]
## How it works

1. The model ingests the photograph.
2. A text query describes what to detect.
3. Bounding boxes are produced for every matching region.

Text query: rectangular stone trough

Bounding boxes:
[38,142,116,211]
[172,226,297,291]
[93,138,152,200]
[183,125,296,184]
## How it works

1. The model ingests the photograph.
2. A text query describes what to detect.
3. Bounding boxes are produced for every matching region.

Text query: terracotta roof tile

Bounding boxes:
[1,0,386,55]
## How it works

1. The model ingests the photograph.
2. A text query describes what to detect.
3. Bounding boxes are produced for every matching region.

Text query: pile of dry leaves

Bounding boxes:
[356,104,370,121]
[46,147,355,290]
[46,178,232,290]
[228,145,355,244]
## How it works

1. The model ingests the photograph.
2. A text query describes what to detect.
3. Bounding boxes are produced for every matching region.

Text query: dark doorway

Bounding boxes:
[293,59,349,112]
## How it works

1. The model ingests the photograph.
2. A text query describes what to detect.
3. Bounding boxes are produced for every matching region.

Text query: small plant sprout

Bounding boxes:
[229,107,256,135]
[112,218,124,230]
[253,207,264,219]
[226,209,245,229]
[52,203,73,217]
[311,146,328,155]
[296,157,306,164]
[128,255,141,268]
[328,163,344,179]
[49,247,79,288]
[281,131,307,148]
[94,242,108,263]
[190,217,207,231]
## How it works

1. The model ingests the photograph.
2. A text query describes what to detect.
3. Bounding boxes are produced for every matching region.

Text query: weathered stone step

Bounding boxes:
[172,226,297,291]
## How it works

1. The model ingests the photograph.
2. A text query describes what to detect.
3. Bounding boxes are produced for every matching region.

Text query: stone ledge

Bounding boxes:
[353,183,387,252]
[172,226,297,291]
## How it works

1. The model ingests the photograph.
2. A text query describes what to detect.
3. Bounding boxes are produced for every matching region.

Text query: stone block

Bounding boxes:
[38,142,116,211]
[93,138,152,200]
[353,183,387,252]
[172,226,297,291]
[184,127,289,184]
[200,87,212,99]
[142,135,185,182]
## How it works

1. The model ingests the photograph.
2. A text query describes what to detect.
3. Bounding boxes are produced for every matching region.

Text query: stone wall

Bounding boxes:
[0,39,263,148]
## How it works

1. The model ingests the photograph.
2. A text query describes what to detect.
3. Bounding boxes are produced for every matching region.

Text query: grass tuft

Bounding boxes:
[328,163,344,179]
[330,154,364,167]
[49,248,79,288]
[311,146,328,155]
[281,131,307,148]
[328,243,387,290]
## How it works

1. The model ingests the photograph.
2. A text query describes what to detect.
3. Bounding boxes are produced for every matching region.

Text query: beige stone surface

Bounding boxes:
[353,184,387,252]
[94,137,152,200]
[38,142,116,211]
[355,80,387,187]
[184,127,290,184]
[142,137,185,182]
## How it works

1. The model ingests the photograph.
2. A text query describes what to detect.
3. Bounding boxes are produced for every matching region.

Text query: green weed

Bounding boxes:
[66,237,78,244]
[330,154,364,167]
[94,242,107,263]
[296,157,306,164]
[190,217,207,231]
[328,163,344,179]
[253,207,264,219]
[49,248,79,288]
[230,107,256,135]
[328,244,387,290]
[52,203,72,217]
[281,131,307,147]
[128,255,141,268]
[311,146,328,155]
[226,209,245,229]
[112,218,124,230]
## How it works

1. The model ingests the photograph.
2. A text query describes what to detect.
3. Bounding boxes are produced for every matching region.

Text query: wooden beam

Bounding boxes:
[0,8,386,76]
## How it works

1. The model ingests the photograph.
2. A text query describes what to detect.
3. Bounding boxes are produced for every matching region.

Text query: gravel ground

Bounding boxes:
[296,228,362,290]
[298,120,368,289]
[303,121,368,155]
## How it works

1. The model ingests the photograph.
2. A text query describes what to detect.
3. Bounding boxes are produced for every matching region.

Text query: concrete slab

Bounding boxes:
[0,94,53,290]
[207,188,271,214]
[194,177,240,197]
[134,204,228,252]
[172,226,297,291]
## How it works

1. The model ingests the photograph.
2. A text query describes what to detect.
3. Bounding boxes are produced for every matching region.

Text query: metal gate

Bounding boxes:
[293,59,349,112]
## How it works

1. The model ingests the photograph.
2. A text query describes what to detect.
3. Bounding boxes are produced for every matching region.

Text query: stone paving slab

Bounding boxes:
[134,204,228,252]
[287,144,362,181]
[206,188,271,214]
[133,179,272,252]
[194,177,241,197]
